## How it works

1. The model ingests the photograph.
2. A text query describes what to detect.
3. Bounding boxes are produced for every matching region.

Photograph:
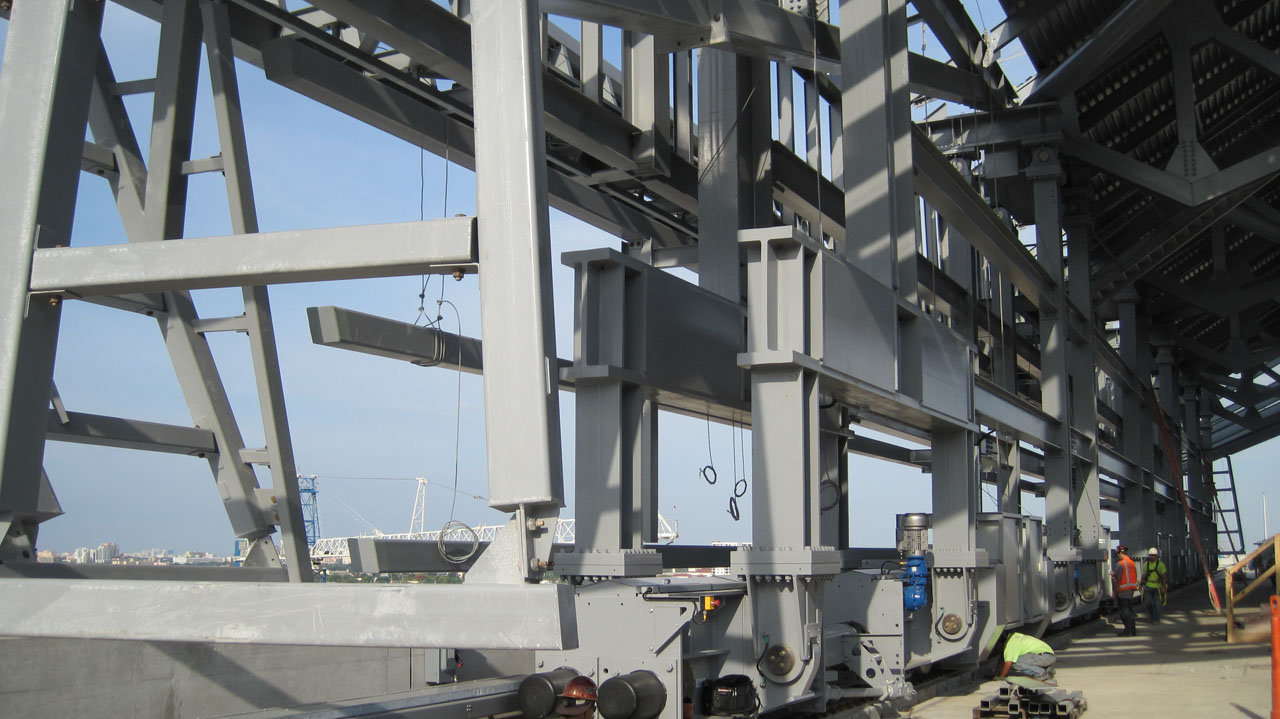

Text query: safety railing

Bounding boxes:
[1225,533,1279,643]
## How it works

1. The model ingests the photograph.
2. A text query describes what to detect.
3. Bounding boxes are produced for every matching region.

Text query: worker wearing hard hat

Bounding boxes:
[1142,547,1168,623]
[1112,545,1140,636]
[557,676,598,718]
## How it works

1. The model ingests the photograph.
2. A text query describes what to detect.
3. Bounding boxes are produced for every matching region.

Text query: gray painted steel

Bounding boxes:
[29,219,477,296]
[0,579,577,649]
[1,0,1274,715]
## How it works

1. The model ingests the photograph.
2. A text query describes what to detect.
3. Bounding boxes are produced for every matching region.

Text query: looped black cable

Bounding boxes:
[727,495,740,521]
[734,477,748,498]
[700,465,717,485]
[819,478,841,511]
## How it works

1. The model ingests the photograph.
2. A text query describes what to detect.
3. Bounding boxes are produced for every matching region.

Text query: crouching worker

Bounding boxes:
[996,632,1057,685]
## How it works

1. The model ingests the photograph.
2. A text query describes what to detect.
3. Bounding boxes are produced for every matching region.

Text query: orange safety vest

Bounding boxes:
[1115,556,1139,593]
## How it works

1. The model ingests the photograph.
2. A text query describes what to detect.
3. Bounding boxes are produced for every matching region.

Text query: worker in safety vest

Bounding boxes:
[1143,547,1168,623]
[1111,545,1140,636]
[995,632,1057,685]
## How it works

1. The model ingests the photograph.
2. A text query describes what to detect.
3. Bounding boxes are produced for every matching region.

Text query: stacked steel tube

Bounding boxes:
[973,685,1087,718]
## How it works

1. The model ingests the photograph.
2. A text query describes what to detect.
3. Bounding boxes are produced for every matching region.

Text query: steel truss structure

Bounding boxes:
[1,0,1279,716]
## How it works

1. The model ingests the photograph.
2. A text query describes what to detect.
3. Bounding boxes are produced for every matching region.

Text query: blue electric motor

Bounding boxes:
[897,513,931,612]
[903,556,929,611]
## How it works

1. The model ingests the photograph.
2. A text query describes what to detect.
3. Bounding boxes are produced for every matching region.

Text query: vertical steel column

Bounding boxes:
[1197,388,1218,557]
[751,369,820,549]
[1030,151,1073,560]
[570,263,645,552]
[1182,384,1210,562]
[698,49,742,301]
[1155,348,1184,569]
[839,0,914,295]
[1065,201,1102,601]
[989,244,1021,525]
[698,52,771,301]
[203,0,311,581]
[0,0,103,519]
[673,50,694,162]
[818,407,849,549]
[932,425,977,555]
[624,31,670,174]
[803,71,821,172]
[1118,293,1156,551]
[741,236,823,550]
[470,0,564,535]
[778,62,795,152]
[580,21,602,104]
[1065,206,1102,558]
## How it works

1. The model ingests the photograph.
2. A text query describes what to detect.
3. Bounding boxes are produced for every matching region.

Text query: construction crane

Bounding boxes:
[297,474,320,548]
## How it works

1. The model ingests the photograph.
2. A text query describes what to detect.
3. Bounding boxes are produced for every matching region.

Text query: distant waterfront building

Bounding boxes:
[36,550,56,563]
[72,547,94,564]
[94,542,120,564]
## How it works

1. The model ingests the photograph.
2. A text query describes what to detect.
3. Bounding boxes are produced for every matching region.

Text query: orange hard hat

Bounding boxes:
[559,676,598,702]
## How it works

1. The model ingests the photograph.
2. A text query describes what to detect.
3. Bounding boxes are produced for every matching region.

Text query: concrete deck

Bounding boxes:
[909,577,1276,719]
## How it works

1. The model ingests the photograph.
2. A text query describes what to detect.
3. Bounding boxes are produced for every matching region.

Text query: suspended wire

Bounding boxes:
[738,417,748,477]
[415,146,430,327]
[413,274,439,329]
[697,86,758,186]
[700,411,718,485]
[728,416,748,521]
[317,474,488,501]
[438,299,466,523]
[442,119,452,218]
[437,296,478,564]
[328,494,383,535]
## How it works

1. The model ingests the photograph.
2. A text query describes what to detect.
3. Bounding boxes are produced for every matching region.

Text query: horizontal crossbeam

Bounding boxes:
[30,217,477,296]
[0,579,577,649]
[45,409,217,456]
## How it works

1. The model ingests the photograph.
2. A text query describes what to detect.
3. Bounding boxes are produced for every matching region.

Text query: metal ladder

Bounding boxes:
[1213,456,1246,559]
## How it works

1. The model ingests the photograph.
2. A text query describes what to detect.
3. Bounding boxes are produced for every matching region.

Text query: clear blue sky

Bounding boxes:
[0,2,1270,556]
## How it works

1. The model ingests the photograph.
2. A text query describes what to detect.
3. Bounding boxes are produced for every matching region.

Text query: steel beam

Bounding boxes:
[987,0,1057,53]
[1208,405,1280,459]
[841,0,915,291]
[260,36,693,247]
[541,0,840,71]
[0,564,285,582]
[1031,165,1074,558]
[254,678,523,719]
[1023,0,1172,103]
[30,218,477,296]
[912,0,1014,106]
[44,410,217,456]
[203,0,313,582]
[470,0,564,520]
[973,381,1060,451]
[925,106,1062,153]
[908,52,995,111]
[0,0,104,517]
[913,126,1058,311]
[1206,13,1280,81]
[0,579,577,649]
[1061,136,1194,206]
